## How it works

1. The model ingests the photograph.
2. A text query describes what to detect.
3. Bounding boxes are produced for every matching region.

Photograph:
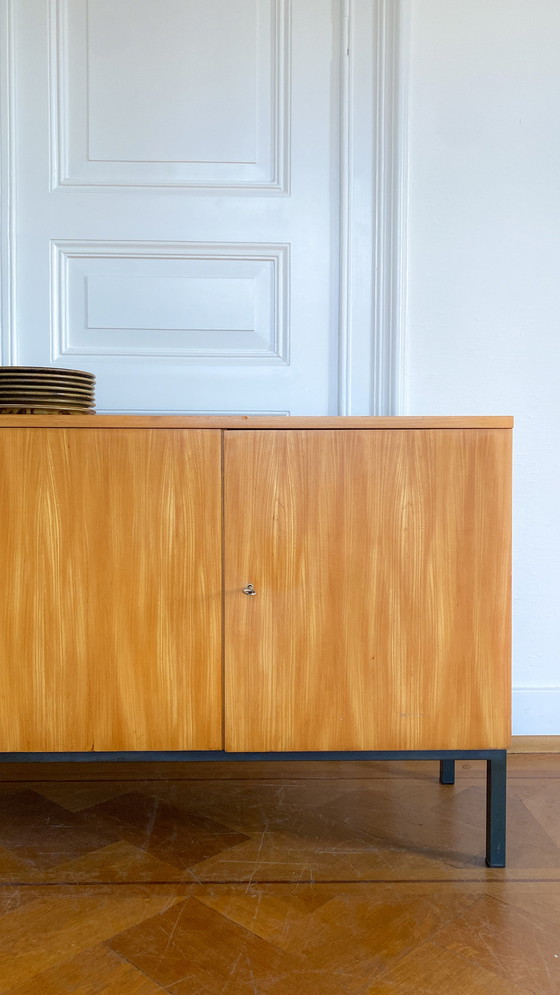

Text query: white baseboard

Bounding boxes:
[512,687,560,735]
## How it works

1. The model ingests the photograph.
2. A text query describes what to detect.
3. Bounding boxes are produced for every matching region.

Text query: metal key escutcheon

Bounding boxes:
[242,584,257,596]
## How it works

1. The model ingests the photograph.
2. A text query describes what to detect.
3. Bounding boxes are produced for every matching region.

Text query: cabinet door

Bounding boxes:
[224,429,511,751]
[0,428,222,751]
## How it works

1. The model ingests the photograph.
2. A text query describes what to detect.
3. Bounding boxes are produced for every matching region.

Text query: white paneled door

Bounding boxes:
[9,0,346,414]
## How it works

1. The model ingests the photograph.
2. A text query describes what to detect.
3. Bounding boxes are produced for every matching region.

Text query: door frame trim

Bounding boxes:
[0,0,16,365]
[339,0,408,415]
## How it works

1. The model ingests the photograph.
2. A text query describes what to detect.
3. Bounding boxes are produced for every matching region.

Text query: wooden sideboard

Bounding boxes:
[0,415,512,864]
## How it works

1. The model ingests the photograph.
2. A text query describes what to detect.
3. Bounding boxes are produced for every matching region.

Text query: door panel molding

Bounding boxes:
[49,0,290,192]
[50,239,289,366]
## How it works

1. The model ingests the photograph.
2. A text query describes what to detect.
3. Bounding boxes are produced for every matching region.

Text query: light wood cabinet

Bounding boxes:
[0,415,512,754]
[0,414,512,862]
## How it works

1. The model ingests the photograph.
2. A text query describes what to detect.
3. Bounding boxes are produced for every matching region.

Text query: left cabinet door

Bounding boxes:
[0,428,222,752]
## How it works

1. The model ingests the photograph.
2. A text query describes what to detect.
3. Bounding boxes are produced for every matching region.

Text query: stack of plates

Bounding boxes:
[0,367,96,414]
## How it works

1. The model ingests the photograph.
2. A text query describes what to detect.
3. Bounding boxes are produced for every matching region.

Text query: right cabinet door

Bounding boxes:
[224,429,511,752]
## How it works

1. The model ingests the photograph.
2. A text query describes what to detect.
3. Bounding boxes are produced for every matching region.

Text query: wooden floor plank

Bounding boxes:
[366,941,533,994]
[432,893,560,993]
[483,880,560,927]
[108,897,345,994]
[0,889,184,990]
[4,944,166,995]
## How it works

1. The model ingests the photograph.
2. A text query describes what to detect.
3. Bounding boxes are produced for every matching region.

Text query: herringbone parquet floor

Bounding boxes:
[0,755,559,993]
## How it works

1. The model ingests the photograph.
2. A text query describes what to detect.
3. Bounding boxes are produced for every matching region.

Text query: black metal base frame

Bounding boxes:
[0,748,507,868]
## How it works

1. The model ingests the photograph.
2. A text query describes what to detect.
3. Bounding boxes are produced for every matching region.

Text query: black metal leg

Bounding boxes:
[439,759,455,784]
[486,751,507,867]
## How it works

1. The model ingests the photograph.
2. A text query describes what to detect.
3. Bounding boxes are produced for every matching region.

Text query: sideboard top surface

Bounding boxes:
[0,415,513,430]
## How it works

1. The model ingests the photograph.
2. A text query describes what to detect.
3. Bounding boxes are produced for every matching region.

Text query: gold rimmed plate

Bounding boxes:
[0,374,95,386]
[0,386,95,398]
[0,406,96,415]
[0,366,95,379]
[0,367,96,415]
[0,379,95,388]
[0,381,95,392]
[0,393,93,408]
[0,383,94,393]
[0,399,94,405]
[0,366,95,380]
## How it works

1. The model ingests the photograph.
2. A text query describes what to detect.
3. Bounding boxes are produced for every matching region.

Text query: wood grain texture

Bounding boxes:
[366,941,532,994]
[4,944,165,995]
[0,414,514,430]
[224,429,512,751]
[0,428,222,751]
[0,888,182,990]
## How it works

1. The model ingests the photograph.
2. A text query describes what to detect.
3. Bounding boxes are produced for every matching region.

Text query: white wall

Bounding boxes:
[404,0,560,732]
